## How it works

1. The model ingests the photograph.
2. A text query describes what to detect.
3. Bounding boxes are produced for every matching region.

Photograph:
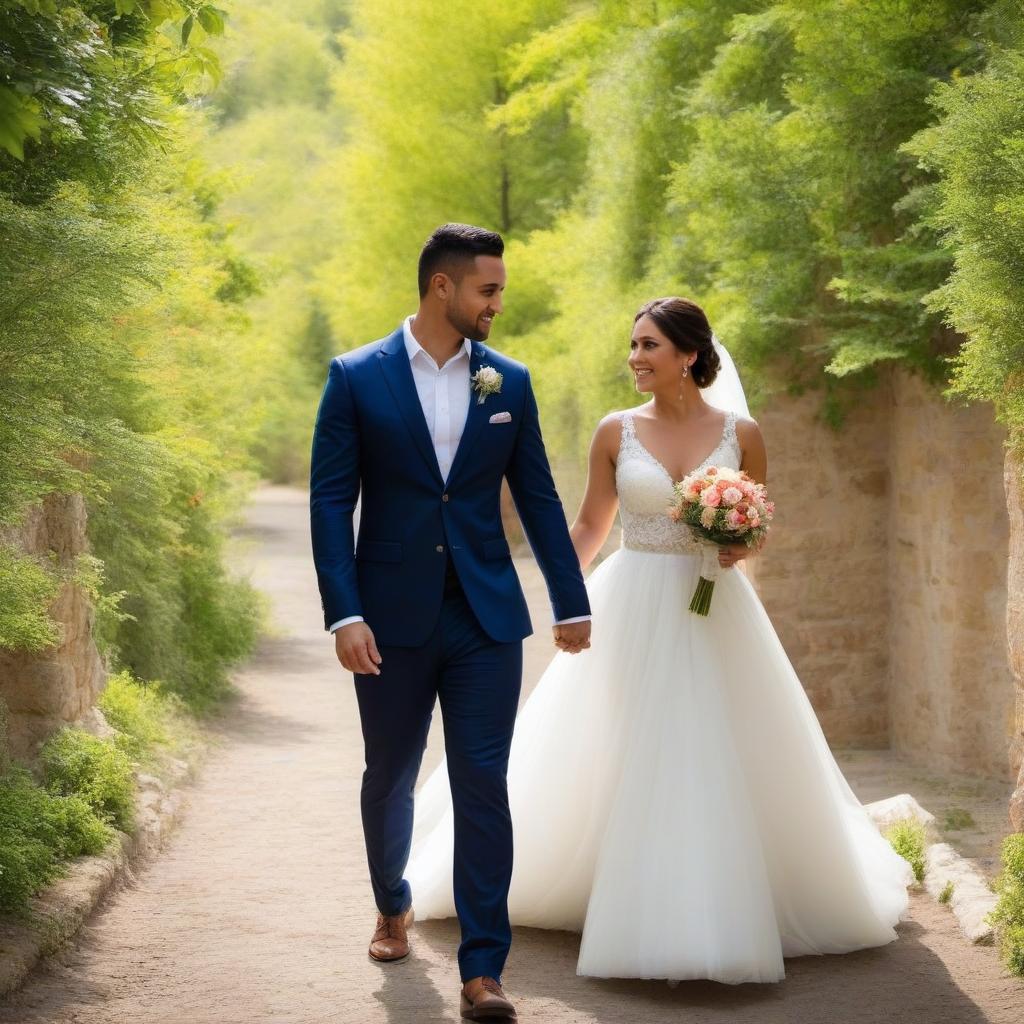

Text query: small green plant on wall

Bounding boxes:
[885,819,926,884]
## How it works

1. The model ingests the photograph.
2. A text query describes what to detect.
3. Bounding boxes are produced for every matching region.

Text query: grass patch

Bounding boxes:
[938,880,954,905]
[942,808,976,831]
[989,833,1024,977]
[885,819,927,883]
[39,729,135,831]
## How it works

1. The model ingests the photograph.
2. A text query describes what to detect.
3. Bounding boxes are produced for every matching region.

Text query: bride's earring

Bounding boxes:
[678,363,690,400]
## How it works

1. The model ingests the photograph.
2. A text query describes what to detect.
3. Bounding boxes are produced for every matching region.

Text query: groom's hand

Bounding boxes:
[335,622,382,676]
[553,620,591,655]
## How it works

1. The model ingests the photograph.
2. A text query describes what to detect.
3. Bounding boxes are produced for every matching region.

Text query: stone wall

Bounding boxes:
[1006,454,1024,828]
[749,386,892,747]
[887,373,1013,780]
[750,369,1015,782]
[0,493,107,762]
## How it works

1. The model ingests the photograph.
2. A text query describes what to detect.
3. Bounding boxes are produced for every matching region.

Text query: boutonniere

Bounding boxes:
[471,365,503,405]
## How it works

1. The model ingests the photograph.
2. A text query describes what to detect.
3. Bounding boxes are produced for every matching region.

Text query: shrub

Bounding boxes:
[0,544,60,652]
[990,833,1024,977]
[98,671,197,764]
[885,819,927,883]
[939,880,954,905]
[99,671,173,759]
[0,767,112,912]
[40,729,135,831]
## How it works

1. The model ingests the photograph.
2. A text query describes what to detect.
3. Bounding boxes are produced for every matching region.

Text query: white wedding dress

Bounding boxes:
[407,406,913,984]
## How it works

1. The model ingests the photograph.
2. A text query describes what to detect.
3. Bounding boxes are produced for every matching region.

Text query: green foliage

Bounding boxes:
[0,545,60,651]
[98,671,198,764]
[0,1,227,163]
[317,0,584,344]
[906,45,1024,455]
[1,0,265,699]
[938,880,955,905]
[0,766,113,913]
[312,0,1024,471]
[0,672,201,913]
[201,0,350,482]
[40,729,135,831]
[885,818,927,883]
[989,833,1024,976]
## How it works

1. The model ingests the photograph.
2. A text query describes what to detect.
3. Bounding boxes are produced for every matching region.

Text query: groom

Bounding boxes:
[310,223,591,1019]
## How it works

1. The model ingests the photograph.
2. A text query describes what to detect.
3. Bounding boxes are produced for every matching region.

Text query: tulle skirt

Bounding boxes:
[407,547,912,983]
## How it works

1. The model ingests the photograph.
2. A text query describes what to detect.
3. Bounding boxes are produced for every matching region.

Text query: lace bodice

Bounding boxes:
[616,408,741,554]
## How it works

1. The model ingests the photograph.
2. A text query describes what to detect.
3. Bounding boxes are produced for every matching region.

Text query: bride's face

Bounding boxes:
[629,314,689,393]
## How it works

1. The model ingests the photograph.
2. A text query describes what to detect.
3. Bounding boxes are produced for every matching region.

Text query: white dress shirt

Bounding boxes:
[330,316,589,633]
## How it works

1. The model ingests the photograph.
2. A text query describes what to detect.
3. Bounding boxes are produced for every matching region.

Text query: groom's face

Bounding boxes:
[446,255,506,342]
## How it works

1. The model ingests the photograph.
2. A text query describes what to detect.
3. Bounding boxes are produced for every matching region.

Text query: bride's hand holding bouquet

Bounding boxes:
[668,466,774,615]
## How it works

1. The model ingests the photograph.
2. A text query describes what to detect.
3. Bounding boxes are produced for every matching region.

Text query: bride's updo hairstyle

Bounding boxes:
[634,297,721,388]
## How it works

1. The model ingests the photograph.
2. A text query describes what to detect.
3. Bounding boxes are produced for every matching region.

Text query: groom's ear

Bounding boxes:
[430,271,453,301]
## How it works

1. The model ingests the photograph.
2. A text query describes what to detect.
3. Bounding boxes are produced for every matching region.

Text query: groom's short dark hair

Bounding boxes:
[418,223,504,298]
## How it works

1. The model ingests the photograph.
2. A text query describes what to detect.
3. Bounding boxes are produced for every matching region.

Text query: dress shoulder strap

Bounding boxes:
[616,410,640,463]
[722,410,738,447]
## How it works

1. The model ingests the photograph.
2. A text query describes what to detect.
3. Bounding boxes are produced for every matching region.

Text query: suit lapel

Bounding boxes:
[377,328,444,487]
[446,342,490,486]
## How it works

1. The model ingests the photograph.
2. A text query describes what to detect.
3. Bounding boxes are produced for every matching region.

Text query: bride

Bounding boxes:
[407,296,913,984]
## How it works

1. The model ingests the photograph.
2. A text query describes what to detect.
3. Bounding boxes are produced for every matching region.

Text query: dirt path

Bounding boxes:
[1,486,1021,1024]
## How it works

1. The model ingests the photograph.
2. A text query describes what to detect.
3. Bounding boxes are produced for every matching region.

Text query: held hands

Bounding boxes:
[335,621,382,676]
[553,620,591,655]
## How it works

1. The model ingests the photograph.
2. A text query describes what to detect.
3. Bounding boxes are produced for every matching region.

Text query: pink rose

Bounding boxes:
[725,508,746,529]
[722,486,743,505]
[700,487,721,508]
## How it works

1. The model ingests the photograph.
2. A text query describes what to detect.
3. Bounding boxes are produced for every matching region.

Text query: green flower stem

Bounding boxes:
[689,576,715,616]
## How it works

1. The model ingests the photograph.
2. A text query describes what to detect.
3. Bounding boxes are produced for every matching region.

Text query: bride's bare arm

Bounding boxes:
[569,415,622,571]
[720,417,769,568]
[737,417,767,484]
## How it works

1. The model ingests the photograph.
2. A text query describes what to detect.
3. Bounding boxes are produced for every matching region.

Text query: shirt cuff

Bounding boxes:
[553,615,591,625]
[330,616,364,633]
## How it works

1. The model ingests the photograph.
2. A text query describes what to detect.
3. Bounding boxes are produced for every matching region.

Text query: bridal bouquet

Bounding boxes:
[668,467,774,615]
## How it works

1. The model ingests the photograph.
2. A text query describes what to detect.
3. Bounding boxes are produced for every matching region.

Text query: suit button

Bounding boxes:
[442,494,449,503]
[436,545,444,553]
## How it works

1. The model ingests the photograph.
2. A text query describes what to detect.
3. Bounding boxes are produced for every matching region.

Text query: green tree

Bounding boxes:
[316,0,583,345]
[0,1,262,705]
[907,45,1024,454]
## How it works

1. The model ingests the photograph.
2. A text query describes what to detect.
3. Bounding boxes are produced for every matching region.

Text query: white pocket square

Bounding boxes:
[489,411,512,424]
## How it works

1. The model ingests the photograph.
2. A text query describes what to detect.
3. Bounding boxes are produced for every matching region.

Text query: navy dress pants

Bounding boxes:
[353,581,523,983]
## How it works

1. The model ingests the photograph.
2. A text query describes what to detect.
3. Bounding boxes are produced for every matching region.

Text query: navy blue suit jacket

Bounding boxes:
[310,326,591,647]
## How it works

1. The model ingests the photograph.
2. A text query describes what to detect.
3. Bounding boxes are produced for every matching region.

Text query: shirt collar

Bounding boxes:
[404,315,472,368]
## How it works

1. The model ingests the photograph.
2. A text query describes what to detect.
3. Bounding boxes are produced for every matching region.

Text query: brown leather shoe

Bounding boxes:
[368,907,414,963]
[460,976,516,1020]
